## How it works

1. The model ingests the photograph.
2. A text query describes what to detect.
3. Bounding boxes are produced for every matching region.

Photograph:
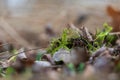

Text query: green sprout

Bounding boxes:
[86,23,117,53]
[47,23,117,55]
[36,52,44,61]
[95,23,112,45]
[77,63,85,73]
[47,28,80,55]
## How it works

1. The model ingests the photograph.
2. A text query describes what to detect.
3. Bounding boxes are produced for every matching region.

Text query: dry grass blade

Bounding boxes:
[7,47,42,60]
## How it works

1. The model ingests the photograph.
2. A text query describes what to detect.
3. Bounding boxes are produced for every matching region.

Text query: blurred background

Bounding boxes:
[0,0,120,48]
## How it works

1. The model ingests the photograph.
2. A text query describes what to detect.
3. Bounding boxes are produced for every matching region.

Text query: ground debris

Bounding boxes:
[0,23,120,80]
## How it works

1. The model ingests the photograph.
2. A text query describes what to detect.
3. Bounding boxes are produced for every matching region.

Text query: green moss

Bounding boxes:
[46,28,80,55]
[47,23,117,55]
[95,23,113,45]
[87,23,117,53]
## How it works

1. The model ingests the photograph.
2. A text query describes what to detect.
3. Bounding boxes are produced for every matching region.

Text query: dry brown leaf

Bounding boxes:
[107,6,120,32]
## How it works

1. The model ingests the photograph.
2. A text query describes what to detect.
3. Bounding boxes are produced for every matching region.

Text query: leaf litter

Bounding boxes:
[0,23,120,80]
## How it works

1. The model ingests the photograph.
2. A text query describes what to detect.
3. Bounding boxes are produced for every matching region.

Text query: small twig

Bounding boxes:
[80,26,93,41]
[109,32,120,35]
[67,23,81,33]
[20,47,42,53]
[8,47,44,59]
[109,32,120,38]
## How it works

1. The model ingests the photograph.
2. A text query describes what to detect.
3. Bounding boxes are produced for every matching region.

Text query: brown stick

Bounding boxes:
[109,32,120,35]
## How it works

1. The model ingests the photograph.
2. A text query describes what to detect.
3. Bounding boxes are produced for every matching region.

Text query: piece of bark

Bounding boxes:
[80,27,93,42]
[42,54,55,64]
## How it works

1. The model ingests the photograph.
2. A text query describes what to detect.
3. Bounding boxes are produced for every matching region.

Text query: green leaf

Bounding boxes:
[0,68,6,77]
[6,67,15,75]
[96,23,112,37]
[95,23,112,46]
[87,23,115,54]
[67,63,75,72]
[77,63,85,73]
[36,52,44,61]
[8,56,16,62]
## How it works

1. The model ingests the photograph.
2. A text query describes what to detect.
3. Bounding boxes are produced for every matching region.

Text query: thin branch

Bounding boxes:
[8,47,44,59]
[80,26,93,42]
[109,32,120,35]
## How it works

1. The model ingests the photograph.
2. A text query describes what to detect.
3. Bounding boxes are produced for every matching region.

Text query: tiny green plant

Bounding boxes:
[87,23,116,53]
[47,28,80,55]
[77,63,85,73]
[47,23,117,55]
[67,63,75,72]
[95,23,112,45]
[36,52,44,61]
